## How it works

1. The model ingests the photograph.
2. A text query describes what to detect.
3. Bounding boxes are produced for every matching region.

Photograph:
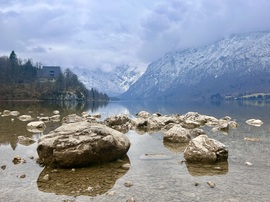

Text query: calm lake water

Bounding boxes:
[0,100,270,202]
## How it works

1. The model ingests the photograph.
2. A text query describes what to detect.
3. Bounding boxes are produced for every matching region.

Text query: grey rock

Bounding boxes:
[164,125,191,143]
[27,121,46,131]
[37,122,130,168]
[18,115,34,122]
[124,181,133,188]
[184,135,228,163]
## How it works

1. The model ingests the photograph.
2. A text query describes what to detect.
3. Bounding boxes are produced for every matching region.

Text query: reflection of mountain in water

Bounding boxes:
[37,155,130,196]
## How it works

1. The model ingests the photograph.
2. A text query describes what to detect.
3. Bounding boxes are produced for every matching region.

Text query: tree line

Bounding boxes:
[0,51,109,101]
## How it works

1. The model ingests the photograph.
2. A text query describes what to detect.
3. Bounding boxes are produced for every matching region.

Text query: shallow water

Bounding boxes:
[0,100,270,202]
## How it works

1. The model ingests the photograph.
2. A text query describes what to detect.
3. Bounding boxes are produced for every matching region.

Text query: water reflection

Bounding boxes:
[163,141,188,153]
[185,161,229,176]
[37,155,130,196]
[0,101,108,149]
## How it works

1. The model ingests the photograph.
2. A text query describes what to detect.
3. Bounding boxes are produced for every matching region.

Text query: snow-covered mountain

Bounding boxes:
[121,31,270,101]
[71,65,143,97]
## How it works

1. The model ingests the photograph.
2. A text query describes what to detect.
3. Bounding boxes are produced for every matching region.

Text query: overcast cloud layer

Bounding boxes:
[1,0,270,71]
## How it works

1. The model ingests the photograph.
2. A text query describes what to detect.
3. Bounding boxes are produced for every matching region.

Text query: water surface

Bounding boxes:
[0,100,270,202]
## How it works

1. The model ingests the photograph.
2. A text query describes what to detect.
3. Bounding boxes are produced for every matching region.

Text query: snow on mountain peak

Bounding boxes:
[71,65,143,97]
[121,31,270,100]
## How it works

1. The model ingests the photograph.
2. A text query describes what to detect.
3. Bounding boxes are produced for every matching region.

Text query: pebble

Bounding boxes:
[43,174,50,181]
[245,161,253,166]
[86,186,93,192]
[107,191,115,196]
[20,174,26,178]
[213,166,222,170]
[194,182,200,186]
[12,155,26,164]
[70,168,76,172]
[1,165,6,170]
[53,110,60,115]
[126,197,136,202]
[124,181,133,188]
[121,163,131,170]
[207,181,215,188]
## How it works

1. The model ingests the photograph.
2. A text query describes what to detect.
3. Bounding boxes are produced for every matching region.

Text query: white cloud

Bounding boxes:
[1,0,270,71]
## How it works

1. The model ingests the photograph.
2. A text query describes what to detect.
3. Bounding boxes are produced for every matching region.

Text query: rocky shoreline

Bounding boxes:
[1,109,264,168]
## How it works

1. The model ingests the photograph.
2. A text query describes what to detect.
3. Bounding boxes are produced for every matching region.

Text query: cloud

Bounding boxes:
[137,0,270,62]
[1,0,270,71]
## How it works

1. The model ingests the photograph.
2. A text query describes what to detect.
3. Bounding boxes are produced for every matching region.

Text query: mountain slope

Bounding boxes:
[121,31,270,100]
[71,65,143,97]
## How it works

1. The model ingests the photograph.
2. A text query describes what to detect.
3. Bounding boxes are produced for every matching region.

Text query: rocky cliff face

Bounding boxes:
[121,31,270,100]
[71,65,143,97]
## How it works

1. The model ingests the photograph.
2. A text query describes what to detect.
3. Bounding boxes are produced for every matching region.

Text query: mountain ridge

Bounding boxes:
[121,31,270,101]
[71,65,143,97]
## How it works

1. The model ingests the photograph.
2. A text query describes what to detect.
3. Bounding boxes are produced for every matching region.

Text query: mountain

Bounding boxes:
[121,31,270,101]
[71,65,143,97]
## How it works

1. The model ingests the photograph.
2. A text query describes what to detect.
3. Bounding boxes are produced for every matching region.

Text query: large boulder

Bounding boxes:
[184,135,228,163]
[37,122,130,168]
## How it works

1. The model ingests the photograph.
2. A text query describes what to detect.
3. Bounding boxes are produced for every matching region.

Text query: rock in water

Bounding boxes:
[163,125,191,143]
[37,122,130,168]
[184,135,228,163]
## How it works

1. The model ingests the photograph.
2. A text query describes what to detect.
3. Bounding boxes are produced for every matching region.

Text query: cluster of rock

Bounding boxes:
[2,108,262,168]
[35,110,240,168]
[104,111,239,164]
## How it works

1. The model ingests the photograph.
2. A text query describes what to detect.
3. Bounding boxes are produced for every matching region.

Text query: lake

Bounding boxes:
[0,100,270,202]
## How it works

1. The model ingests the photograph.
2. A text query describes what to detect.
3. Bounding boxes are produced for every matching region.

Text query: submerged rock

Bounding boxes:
[37,122,130,168]
[139,153,172,160]
[37,155,130,196]
[186,161,228,176]
[18,136,35,146]
[244,137,261,142]
[184,135,228,163]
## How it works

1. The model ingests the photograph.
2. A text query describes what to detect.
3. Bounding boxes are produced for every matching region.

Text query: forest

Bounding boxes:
[0,51,109,101]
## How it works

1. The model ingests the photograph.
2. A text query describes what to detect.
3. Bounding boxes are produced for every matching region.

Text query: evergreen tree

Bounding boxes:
[9,51,18,65]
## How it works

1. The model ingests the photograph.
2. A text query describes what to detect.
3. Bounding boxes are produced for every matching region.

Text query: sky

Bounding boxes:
[1,0,270,71]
